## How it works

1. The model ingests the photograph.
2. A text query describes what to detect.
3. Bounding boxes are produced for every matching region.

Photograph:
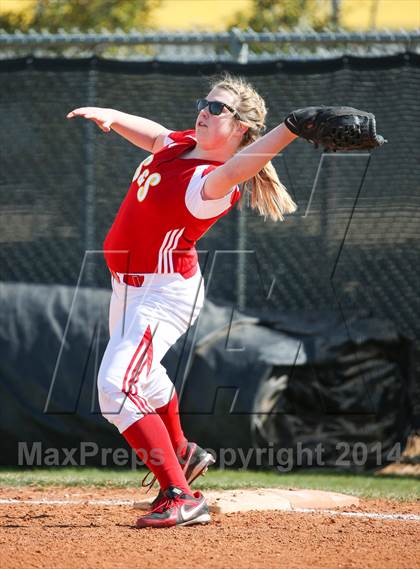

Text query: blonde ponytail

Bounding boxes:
[211,73,297,222]
[245,159,297,222]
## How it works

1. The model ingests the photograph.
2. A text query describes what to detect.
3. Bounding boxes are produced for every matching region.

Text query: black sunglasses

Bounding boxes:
[196,98,241,120]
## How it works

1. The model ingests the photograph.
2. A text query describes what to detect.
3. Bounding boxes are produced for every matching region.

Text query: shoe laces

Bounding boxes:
[151,494,182,514]
[141,470,158,493]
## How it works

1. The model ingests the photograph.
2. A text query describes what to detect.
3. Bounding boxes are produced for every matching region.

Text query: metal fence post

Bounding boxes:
[83,57,97,287]
[229,28,249,64]
[237,194,247,311]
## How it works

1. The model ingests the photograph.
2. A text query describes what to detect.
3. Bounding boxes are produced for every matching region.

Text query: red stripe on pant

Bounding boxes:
[127,392,152,415]
[122,325,154,414]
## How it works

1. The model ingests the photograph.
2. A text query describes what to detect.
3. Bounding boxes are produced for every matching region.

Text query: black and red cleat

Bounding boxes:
[181,442,216,485]
[148,443,216,509]
[136,485,210,528]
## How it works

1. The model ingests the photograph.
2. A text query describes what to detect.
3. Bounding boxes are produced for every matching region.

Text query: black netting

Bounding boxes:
[1,54,419,421]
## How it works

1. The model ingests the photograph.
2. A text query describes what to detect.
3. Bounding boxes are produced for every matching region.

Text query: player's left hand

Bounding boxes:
[284,106,387,152]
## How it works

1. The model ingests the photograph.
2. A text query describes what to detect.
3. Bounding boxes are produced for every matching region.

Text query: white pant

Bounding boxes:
[97,270,205,433]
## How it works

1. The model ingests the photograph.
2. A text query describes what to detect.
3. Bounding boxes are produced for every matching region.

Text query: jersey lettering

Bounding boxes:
[137,171,161,202]
[132,154,154,182]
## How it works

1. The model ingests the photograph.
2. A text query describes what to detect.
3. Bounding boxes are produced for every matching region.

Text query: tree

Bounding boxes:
[0,0,162,33]
[229,0,331,32]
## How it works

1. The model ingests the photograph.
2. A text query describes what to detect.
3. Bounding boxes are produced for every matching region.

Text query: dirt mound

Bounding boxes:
[0,487,419,569]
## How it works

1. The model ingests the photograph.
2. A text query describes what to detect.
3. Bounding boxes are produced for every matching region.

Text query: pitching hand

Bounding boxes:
[66,107,116,132]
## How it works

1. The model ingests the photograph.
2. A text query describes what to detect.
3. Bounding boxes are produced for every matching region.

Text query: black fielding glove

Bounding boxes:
[284,106,387,152]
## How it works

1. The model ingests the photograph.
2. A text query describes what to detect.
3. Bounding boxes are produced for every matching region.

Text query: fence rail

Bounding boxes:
[1,28,419,62]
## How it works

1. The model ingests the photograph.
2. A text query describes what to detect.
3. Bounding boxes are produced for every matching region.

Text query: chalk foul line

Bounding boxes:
[0,498,419,522]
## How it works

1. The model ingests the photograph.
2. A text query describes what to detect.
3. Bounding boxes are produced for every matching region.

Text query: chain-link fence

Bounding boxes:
[1,29,420,61]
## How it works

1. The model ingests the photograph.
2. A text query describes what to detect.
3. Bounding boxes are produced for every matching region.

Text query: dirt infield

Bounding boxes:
[0,487,419,569]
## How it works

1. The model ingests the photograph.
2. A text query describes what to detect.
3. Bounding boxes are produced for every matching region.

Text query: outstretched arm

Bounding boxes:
[66,107,171,153]
[203,123,298,200]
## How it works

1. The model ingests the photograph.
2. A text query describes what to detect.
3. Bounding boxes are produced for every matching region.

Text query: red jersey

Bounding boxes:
[104,130,241,278]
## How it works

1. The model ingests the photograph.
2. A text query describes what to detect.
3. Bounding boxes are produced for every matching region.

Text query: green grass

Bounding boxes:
[0,467,418,501]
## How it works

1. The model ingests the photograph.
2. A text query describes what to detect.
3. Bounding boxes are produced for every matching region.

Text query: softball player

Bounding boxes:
[67,73,298,528]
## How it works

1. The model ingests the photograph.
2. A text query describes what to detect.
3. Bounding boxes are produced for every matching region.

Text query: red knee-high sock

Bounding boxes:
[155,392,188,458]
[122,414,191,494]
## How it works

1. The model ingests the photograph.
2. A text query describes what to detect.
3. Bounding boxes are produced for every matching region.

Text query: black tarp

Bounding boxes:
[0,283,413,470]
